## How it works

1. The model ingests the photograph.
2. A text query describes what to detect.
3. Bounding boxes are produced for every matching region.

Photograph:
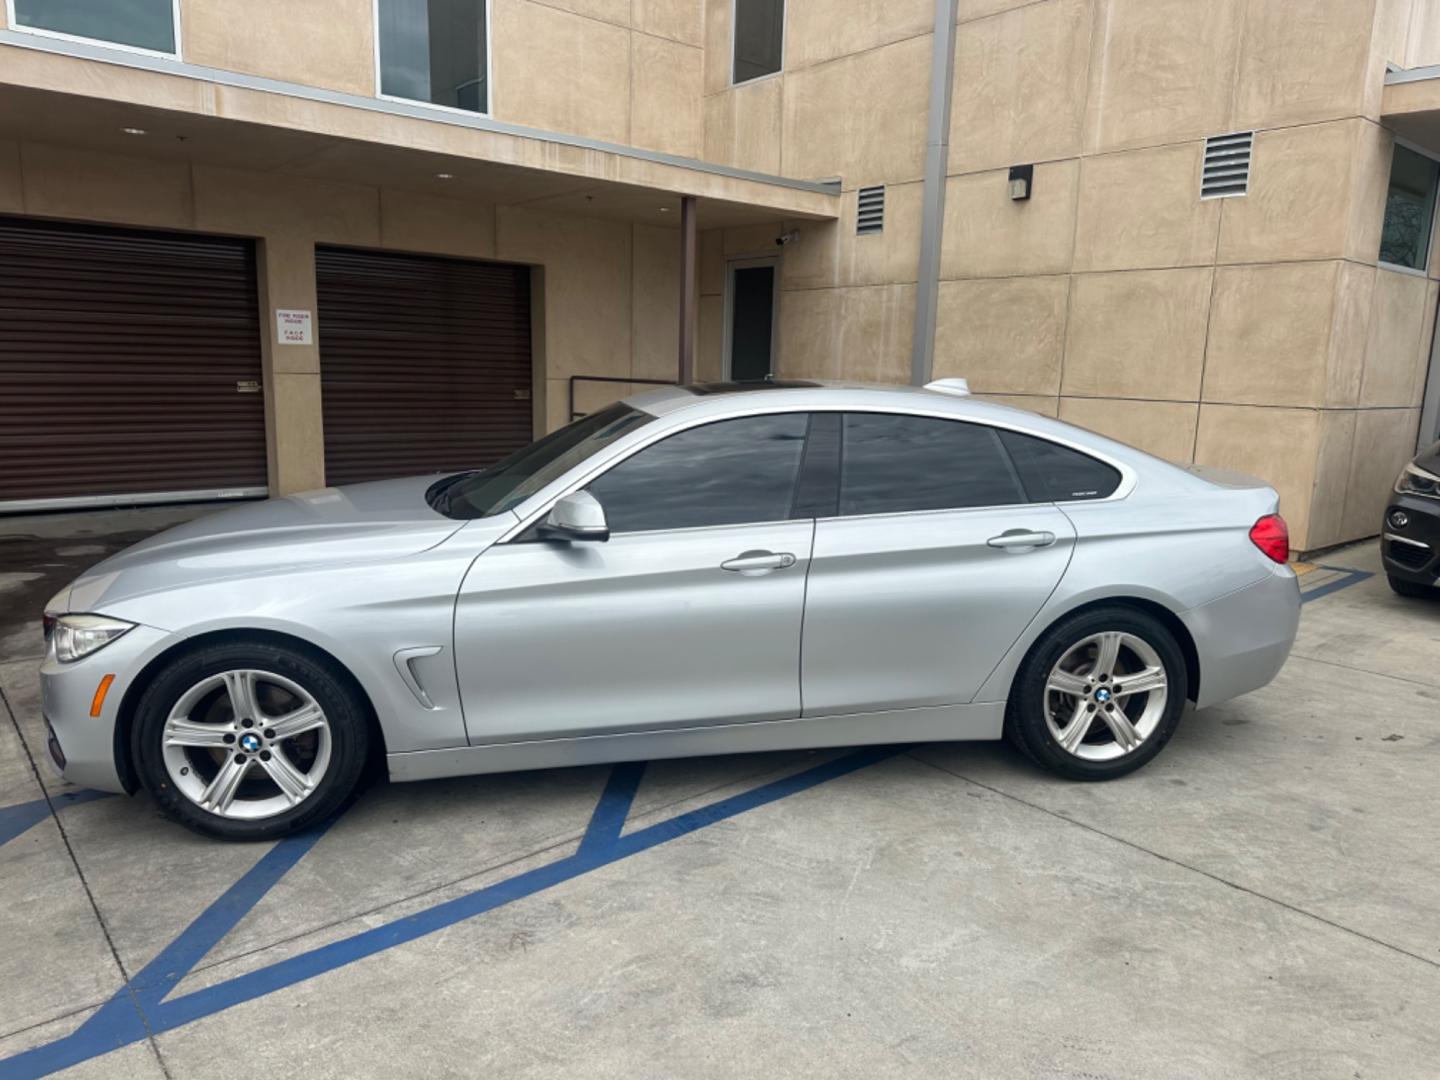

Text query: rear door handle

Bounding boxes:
[721,550,797,574]
[987,530,1056,550]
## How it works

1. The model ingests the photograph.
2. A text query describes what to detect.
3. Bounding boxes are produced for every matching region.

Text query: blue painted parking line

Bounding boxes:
[1301,565,1374,604]
[0,789,111,849]
[0,747,901,1079]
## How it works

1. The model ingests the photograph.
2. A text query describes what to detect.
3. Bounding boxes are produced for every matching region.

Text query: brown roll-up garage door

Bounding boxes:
[0,216,267,511]
[316,246,533,486]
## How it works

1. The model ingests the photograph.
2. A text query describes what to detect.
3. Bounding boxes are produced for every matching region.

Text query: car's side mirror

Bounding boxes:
[537,490,609,542]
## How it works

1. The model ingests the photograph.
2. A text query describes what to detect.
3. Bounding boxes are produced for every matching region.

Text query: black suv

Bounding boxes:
[1382,440,1440,598]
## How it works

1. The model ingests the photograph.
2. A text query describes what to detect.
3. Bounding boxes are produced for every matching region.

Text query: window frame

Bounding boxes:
[498,404,1136,544]
[372,0,495,120]
[730,0,785,88]
[1378,136,1440,278]
[4,0,182,60]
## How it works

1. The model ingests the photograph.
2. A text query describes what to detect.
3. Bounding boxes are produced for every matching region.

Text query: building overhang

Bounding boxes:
[0,31,840,229]
[1382,65,1440,152]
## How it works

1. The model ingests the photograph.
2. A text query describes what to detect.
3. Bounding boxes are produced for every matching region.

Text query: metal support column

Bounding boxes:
[678,195,698,384]
[910,0,960,386]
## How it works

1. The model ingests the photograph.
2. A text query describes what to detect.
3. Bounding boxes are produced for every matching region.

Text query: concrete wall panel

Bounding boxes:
[948,0,1092,175]
[1084,0,1242,154]
[183,0,376,96]
[1062,268,1212,402]
[491,0,631,143]
[941,160,1079,279]
[933,276,1068,396]
[632,34,704,158]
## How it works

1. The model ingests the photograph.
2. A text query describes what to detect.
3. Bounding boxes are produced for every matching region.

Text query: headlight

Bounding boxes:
[49,614,135,664]
[1395,464,1440,500]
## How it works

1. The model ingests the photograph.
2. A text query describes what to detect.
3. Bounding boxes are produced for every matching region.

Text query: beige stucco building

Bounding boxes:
[4,0,1440,552]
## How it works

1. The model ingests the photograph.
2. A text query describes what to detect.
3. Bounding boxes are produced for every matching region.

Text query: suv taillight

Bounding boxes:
[1249,514,1289,563]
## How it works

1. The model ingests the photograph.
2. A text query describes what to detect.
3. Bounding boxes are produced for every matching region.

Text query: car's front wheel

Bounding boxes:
[132,639,371,840]
[1006,607,1187,781]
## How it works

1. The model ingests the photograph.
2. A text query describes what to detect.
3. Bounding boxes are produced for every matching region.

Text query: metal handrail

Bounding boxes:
[568,375,677,420]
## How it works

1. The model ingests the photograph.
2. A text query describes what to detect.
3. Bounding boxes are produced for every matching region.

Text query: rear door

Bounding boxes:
[800,412,1078,716]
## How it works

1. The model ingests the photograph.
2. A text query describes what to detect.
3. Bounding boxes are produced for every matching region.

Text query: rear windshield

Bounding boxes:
[429,403,653,519]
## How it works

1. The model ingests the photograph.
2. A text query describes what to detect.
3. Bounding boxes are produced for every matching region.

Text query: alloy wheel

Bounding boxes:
[161,669,332,820]
[1043,631,1169,762]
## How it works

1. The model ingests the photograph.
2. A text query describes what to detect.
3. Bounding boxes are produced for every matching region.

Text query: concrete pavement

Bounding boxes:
[1,510,1437,1079]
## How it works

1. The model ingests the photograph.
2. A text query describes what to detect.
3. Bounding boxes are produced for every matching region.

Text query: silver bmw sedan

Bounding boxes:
[40,380,1300,839]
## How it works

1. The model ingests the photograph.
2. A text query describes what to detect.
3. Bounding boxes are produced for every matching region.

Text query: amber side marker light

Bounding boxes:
[90,674,116,717]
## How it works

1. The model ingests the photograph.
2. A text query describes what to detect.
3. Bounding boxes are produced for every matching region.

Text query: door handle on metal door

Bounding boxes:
[720,550,797,574]
[987,529,1056,550]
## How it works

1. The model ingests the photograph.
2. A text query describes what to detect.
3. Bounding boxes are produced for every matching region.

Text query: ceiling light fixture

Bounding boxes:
[658,206,671,212]
[122,127,147,135]
[435,172,455,180]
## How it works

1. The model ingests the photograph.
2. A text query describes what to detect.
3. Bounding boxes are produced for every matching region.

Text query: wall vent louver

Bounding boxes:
[857,186,885,234]
[1201,132,1253,199]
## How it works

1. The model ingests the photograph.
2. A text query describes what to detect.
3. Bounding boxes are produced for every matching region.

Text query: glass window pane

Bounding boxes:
[442,404,652,519]
[14,0,176,53]
[733,0,784,84]
[838,414,1024,516]
[378,0,488,114]
[587,414,808,532]
[1380,145,1440,271]
[998,429,1121,502]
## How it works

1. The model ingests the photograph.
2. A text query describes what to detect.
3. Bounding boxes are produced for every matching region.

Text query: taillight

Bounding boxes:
[1249,514,1289,563]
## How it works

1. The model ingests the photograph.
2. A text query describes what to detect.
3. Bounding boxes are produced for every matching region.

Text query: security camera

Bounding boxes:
[776,230,800,247]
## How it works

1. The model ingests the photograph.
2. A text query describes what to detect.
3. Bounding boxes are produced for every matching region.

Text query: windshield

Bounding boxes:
[430,403,654,519]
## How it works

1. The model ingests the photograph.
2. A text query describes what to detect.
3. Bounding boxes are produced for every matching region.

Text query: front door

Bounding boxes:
[726,258,777,381]
[800,412,1078,716]
[454,412,813,743]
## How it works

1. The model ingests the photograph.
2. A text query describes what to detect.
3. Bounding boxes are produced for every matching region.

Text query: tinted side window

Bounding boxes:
[587,413,807,532]
[999,429,1121,502]
[838,413,1024,516]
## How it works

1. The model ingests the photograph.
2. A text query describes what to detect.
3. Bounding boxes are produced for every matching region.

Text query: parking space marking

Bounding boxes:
[1300,565,1374,604]
[0,790,110,849]
[0,747,900,1079]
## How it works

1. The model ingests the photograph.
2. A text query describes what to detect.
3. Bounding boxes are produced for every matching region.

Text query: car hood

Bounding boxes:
[53,475,467,613]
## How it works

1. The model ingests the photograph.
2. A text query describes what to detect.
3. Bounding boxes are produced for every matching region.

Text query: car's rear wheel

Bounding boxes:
[132,639,370,840]
[1006,607,1186,780]
[1387,574,1436,599]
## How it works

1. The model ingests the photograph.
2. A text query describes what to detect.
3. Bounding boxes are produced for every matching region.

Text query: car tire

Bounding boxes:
[1387,574,1435,599]
[132,639,371,840]
[1005,606,1187,782]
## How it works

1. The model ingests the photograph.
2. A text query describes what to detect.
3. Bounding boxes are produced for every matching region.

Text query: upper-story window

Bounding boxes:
[732,0,784,85]
[1380,144,1440,272]
[8,0,178,56]
[377,0,490,115]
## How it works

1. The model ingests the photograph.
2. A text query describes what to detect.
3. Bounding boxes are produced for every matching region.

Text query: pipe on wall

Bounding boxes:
[910,0,961,386]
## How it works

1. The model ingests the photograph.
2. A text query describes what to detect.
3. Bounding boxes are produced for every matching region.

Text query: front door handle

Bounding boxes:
[721,550,797,575]
[987,529,1056,550]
